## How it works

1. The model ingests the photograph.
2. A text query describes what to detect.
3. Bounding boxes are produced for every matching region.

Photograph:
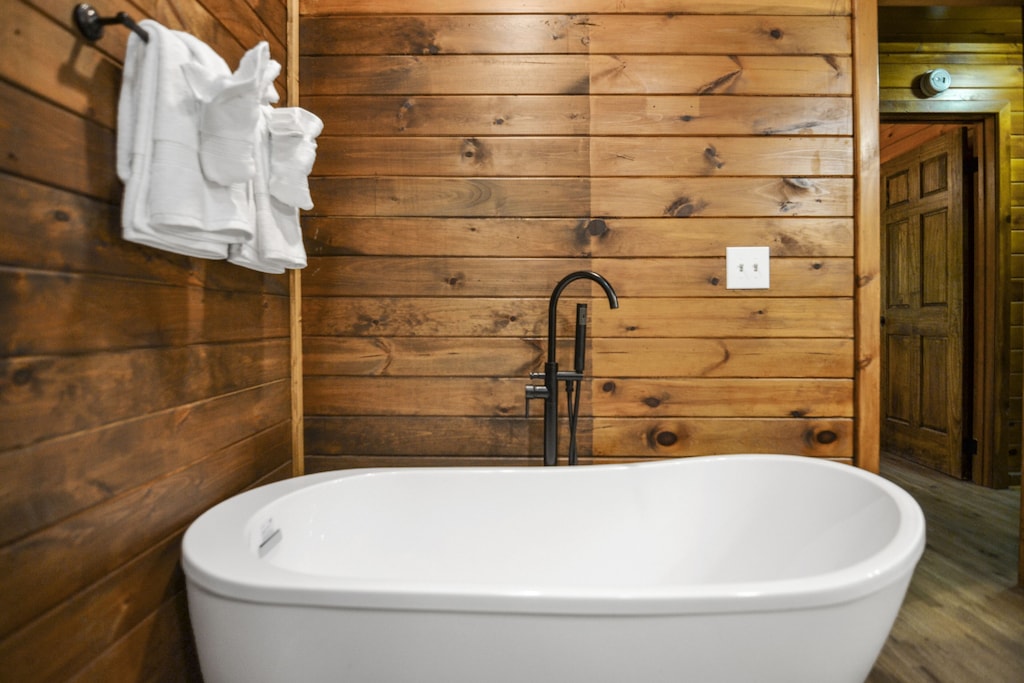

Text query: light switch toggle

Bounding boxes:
[726,246,770,289]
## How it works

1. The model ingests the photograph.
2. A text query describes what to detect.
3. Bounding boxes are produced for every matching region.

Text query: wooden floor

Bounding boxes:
[866,453,1024,682]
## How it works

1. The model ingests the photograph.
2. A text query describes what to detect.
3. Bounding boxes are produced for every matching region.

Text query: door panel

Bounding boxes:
[880,129,965,477]
[885,334,914,425]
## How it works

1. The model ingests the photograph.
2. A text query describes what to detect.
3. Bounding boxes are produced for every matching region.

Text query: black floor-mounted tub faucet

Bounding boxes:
[525,271,619,466]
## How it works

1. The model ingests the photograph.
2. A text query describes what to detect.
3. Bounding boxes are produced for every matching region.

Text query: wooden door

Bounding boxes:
[881,129,966,478]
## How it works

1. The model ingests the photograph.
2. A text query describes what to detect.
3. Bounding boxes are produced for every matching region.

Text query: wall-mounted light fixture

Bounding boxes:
[919,69,952,97]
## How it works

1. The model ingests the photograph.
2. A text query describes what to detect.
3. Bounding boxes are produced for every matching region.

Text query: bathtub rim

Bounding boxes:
[182,454,926,617]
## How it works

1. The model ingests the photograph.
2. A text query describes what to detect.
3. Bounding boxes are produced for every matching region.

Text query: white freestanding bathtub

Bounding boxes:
[182,454,925,683]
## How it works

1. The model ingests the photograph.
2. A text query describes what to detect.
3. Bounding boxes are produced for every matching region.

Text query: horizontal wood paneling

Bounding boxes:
[303,415,852,466]
[304,376,852,417]
[878,6,1022,44]
[0,174,288,292]
[597,338,854,377]
[303,337,853,378]
[589,96,854,135]
[302,296,854,338]
[306,415,533,457]
[590,137,853,176]
[301,55,851,96]
[316,136,853,177]
[594,298,854,337]
[0,426,290,677]
[594,378,854,417]
[0,417,290,640]
[301,2,857,474]
[592,417,853,458]
[0,271,289,356]
[302,14,850,56]
[1,339,288,452]
[0,384,290,547]
[0,78,120,200]
[302,94,854,136]
[302,257,852,297]
[591,177,853,217]
[1,0,291,678]
[304,0,852,17]
[304,217,854,257]
[309,177,853,217]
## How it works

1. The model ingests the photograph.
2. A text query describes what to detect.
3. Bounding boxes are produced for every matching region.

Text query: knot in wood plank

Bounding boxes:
[665,196,707,217]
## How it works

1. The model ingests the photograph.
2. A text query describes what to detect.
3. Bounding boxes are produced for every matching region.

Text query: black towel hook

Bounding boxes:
[73,3,149,43]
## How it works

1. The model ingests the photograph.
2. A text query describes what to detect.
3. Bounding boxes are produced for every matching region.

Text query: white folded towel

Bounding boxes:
[267,107,323,210]
[228,107,308,273]
[118,23,227,258]
[183,42,281,187]
[117,23,313,271]
[117,21,254,257]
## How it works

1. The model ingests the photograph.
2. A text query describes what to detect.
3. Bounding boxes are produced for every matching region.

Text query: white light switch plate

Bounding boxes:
[726,246,770,289]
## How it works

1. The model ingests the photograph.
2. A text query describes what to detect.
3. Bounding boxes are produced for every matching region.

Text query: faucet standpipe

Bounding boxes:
[525,271,618,466]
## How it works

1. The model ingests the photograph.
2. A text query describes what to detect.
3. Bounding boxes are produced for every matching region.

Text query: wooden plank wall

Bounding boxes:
[879,5,1024,486]
[300,0,857,470]
[0,0,290,679]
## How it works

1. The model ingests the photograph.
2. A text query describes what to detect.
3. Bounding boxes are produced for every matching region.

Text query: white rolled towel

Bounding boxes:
[182,42,281,187]
[266,107,324,210]
[228,108,307,273]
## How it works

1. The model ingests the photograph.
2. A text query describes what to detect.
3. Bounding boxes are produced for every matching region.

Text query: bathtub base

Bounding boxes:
[188,576,909,683]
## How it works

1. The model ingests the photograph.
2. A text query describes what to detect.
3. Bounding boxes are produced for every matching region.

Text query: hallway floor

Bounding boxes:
[867,453,1023,682]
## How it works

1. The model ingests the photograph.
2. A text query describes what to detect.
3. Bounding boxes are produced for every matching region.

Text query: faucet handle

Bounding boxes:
[524,384,548,418]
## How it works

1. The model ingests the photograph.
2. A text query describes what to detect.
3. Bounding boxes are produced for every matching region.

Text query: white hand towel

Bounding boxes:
[267,107,323,210]
[229,108,307,273]
[183,42,280,187]
[117,22,230,258]
[148,27,253,244]
[117,20,261,258]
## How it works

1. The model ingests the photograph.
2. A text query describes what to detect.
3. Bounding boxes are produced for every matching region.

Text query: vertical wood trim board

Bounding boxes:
[853,0,881,473]
[289,0,306,477]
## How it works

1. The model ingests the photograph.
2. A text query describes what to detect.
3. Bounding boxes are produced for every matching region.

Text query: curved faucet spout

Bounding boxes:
[528,270,619,465]
[547,271,619,364]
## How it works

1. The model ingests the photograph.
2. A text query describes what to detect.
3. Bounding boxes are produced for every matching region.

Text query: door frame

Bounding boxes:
[877,102,1011,489]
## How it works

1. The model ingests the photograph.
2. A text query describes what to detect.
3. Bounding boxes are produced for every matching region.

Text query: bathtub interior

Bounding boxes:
[245,455,912,591]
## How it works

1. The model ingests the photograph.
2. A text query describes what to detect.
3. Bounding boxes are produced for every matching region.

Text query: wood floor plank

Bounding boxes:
[868,453,1024,682]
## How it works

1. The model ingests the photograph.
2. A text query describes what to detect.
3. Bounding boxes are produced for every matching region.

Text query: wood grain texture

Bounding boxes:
[299,7,860,488]
[854,0,881,474]
[301,14,850,56]
[304,0,852,17]
[1,0,292,677]
[590,95,854,135]
[302,296,853,339]
[301,256,851,297]
[592,417,853,459]
[303,216,855,258]
[868,453,1024,680]
[314,136,853,178]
